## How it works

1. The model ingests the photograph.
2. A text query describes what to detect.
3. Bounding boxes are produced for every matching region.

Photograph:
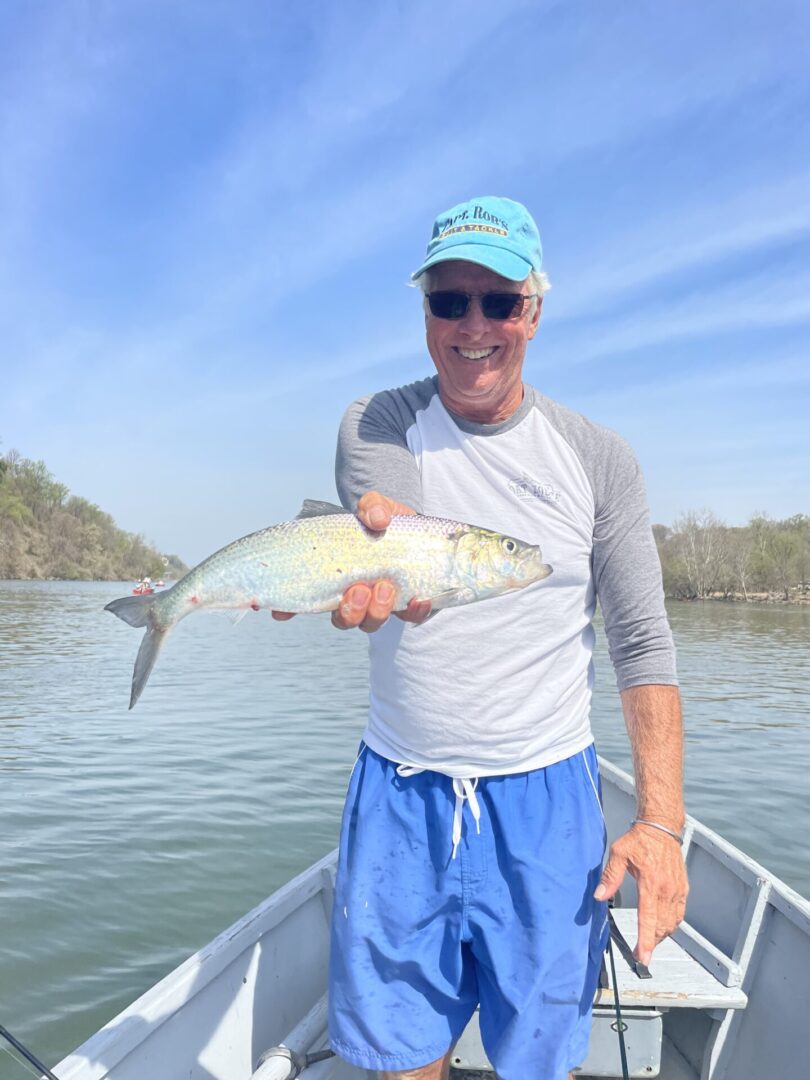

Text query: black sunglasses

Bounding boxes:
[426,291,537,321]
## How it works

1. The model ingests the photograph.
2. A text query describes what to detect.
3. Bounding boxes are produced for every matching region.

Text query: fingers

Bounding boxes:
[607,826,690,966]
[271,611,296,621]
[360,581,397,632]
[595,828,689,966]
[355,491,417,532]
[635,890,658,967]
[328,491,419,632]
[332,580,397,632]
[594,848,628,902]
[637,880,689,961]
[396,598,433,624]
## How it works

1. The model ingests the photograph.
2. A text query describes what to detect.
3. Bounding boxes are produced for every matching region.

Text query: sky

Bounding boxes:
[1,0,808,565]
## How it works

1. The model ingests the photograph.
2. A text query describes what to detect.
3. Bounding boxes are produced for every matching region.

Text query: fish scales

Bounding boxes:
[170,514,463,614]
[284,515,458,611]
[105,504,553,708]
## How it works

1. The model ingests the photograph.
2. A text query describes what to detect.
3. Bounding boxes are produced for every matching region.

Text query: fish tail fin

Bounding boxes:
[105,594,169,709]
[104,594,155,628]
[129,623,168,709]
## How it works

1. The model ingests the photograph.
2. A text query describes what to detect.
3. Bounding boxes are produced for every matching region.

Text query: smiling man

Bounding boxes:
[323,197,688,1080]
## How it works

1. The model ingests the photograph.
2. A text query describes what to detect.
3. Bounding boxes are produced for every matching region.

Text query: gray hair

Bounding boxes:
[414,266,550,318]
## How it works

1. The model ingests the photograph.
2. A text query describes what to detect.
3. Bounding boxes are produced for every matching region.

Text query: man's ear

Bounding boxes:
[527,296,543,340]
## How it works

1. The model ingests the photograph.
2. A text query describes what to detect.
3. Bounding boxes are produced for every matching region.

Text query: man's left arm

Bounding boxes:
[585,429,688,964]
[595,683,688,966]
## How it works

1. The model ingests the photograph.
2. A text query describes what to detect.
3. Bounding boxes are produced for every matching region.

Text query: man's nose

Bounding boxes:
[457,298,490,337]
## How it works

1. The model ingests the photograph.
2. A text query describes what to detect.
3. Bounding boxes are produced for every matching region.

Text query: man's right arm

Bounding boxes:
[274,389,430,630]
[333,389,431,629]
[334,390,425,514]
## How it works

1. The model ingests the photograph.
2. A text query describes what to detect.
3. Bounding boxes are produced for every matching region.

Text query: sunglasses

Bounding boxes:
[426,291,537,321]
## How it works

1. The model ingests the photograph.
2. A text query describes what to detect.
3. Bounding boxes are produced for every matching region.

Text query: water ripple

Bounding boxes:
[0,582,808,1070]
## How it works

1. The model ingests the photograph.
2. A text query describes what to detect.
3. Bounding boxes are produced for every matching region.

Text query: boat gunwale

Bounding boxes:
[53,851,338,1079]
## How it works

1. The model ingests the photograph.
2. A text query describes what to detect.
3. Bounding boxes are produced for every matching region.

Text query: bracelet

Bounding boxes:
[631,818,684,845]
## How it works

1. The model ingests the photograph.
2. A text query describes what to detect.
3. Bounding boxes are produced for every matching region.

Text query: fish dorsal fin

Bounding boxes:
[296,499,347,519]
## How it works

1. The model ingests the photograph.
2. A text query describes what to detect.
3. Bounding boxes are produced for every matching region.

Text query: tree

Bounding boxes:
[671,510,728,599]
[785,515,810,592]
[769,529,800,601]
[726,528,755,601]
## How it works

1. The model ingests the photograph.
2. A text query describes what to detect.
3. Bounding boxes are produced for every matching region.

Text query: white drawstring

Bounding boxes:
[396,765,481,859]
[451,777,481,858]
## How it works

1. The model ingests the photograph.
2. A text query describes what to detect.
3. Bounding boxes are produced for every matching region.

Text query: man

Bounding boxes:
[279,196,687,1079]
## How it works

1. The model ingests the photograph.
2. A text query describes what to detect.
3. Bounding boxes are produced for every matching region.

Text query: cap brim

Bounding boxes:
[411,242,533,283]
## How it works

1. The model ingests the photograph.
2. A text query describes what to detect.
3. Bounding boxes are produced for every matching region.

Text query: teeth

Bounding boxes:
[458,347,495,360]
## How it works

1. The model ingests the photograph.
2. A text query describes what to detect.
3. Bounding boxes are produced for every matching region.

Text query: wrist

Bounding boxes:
[635,806,685,833]
[631,818,685,845]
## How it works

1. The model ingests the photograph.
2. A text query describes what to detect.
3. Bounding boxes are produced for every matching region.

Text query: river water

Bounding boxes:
[0,581,808,1075]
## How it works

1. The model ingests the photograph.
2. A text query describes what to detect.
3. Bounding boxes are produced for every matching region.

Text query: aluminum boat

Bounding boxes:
[49,758,810,1079]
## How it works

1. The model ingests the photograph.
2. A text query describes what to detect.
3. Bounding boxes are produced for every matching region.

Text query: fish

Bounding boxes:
[105,500,553,709]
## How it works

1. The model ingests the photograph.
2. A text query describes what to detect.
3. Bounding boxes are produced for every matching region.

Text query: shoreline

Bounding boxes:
[669,593,810,607]
[2,578,810,607]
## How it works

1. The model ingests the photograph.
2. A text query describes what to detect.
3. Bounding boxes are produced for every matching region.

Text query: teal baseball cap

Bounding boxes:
[411,196,543,282]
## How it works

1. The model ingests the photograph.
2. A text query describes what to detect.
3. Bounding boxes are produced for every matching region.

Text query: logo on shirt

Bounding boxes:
[508,475,561,505]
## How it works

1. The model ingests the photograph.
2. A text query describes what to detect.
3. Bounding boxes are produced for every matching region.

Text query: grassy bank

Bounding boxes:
[0,448,187,581]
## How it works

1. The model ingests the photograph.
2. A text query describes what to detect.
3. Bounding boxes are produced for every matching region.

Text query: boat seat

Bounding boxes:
[594,908,748,1011]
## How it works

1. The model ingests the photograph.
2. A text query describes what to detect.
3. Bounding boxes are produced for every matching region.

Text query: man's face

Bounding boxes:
[424,260,541,423]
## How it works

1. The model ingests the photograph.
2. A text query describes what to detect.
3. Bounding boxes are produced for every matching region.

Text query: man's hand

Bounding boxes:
[271,491,433,632]
[594,823,688,967]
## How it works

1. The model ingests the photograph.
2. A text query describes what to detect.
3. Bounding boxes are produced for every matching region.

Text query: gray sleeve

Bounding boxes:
[335,380,434,513]
[591,431,678,690]
[534,394,677,689]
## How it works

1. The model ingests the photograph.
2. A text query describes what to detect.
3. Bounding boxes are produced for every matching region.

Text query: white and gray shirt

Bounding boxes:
[336,376,677,779]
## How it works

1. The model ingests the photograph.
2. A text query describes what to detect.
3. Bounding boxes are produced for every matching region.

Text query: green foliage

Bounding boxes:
[0,445,188,581]
[3,438,804,600]
[654,510,810,602]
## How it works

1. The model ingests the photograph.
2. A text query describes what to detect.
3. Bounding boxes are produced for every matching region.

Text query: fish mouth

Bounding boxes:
[508,561,553,588]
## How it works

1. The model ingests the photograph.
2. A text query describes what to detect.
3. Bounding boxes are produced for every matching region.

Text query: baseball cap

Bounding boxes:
[411,196,543,282]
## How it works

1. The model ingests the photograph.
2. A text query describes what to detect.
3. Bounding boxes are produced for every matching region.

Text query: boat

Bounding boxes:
[132,578,155,595]
[48,757,809,1079]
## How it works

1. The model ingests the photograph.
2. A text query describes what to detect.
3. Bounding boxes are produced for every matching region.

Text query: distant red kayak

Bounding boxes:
[132,584,154,595]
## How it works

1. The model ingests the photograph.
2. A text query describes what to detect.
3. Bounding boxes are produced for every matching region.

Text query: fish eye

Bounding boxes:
[502,538,517,554]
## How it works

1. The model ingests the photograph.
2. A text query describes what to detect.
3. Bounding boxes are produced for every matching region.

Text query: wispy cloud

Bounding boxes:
[1,1,809,557]
[551,172,810,320]
[537,267,810,372]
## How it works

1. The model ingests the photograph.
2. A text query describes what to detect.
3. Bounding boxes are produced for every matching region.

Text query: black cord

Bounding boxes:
[0,1023,62,1080]
[606,936,631,1080]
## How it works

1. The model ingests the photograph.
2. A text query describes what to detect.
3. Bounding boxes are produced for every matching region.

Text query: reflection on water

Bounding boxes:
[0,582,808,1071]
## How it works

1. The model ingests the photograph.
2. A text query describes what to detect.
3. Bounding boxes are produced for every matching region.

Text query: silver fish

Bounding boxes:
[105,500,553,708]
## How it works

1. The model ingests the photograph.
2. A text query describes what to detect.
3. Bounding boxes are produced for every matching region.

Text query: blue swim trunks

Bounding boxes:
[328,743,609,1079]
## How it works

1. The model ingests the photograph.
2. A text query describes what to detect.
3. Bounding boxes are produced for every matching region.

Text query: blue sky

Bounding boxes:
[1,0,808,565]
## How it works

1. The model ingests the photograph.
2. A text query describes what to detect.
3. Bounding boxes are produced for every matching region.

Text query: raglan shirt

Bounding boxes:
[336,376,677,780]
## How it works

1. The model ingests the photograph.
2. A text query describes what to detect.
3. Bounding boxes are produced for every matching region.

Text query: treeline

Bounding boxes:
[0,448,187,581]
[654,511,810,602]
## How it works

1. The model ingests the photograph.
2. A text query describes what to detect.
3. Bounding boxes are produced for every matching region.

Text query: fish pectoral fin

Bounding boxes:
[417,608,441,624]
[421,586,476,609]
[296,499,346,518]
[225,609,250,625]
